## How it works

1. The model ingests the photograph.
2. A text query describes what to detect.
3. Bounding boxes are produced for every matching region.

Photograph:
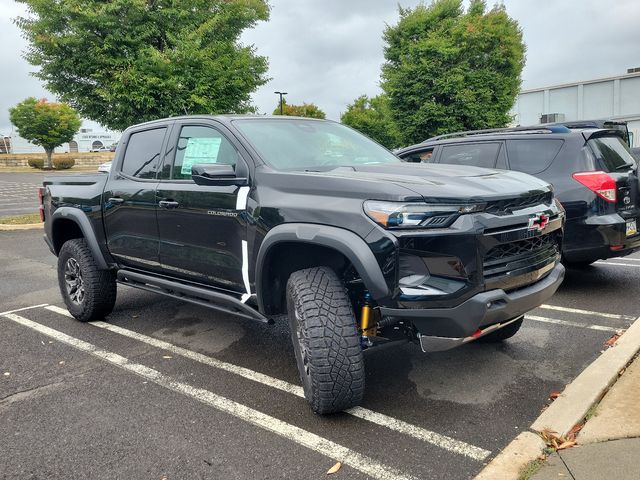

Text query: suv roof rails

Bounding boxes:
[424,125,571,143]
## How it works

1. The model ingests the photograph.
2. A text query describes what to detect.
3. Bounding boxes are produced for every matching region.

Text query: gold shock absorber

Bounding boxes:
[360,303,371,334]
[360,292,376,337]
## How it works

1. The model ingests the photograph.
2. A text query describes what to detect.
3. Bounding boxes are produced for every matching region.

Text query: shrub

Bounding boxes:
[27,158,45,169]
[53,157,75,169]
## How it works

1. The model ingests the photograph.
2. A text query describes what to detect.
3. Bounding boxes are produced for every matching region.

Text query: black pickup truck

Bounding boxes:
[42,115,565,414]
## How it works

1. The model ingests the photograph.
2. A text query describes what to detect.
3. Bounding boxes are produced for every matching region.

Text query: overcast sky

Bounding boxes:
[1,0,639,134]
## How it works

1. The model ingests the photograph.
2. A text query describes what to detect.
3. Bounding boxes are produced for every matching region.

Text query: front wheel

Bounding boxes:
[57,239,117,322]
[286,267,365,414]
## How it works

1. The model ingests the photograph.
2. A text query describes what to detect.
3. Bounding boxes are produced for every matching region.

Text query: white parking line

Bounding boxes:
[526,315,620,332]
[538,304,635,321]
[44,305,491,461]
[603,257,640,263]
[0,303,49,316]
[595,261,640,268]
[2,312,417,480]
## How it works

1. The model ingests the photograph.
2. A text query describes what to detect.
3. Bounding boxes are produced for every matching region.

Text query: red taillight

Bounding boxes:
[572,171,617,203]
[37,187,45,222]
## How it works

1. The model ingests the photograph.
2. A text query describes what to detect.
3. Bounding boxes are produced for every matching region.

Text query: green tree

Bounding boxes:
[9,97,81,169]
[381,0,525,145]
[340,94,400,149]
[273,100,326,119]
[15,0,270,131]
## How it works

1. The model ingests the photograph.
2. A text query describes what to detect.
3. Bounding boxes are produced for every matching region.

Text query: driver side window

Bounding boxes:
[170,126,239,180]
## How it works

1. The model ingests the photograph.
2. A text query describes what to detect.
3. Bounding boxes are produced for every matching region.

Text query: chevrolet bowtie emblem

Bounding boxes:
[528,213,549,231]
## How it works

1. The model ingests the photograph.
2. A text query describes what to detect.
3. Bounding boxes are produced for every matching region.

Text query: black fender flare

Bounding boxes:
[255,223,390,311]
[51,207,109,270]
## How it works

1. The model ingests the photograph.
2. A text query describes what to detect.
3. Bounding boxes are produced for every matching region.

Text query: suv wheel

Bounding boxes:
[477,316,524,343]
[563,259,595,269]
[57,239,117,322]
[286,267,365,414]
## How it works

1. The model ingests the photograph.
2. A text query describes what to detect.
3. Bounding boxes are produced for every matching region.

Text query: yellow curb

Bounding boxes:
[0,223,44,231]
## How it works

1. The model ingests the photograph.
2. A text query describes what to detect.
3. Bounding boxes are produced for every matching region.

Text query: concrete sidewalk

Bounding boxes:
[532,357,640,480]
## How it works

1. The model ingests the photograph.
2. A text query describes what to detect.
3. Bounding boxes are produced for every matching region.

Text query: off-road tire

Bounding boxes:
[477,316,524,343]
[57,239,117,322]
[286,267,365,414]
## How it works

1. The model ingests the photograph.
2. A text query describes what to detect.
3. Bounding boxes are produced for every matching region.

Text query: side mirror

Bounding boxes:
[192,164,248,186]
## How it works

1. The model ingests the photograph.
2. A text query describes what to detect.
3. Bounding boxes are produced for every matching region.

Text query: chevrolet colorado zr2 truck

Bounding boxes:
[41,115,565,414]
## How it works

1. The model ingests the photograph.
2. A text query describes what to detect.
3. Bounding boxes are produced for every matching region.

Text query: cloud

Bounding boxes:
[1,0,639,132]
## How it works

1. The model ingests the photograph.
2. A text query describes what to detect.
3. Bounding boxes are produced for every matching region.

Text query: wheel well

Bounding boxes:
[52,218,84,254]
[260,242,354,315]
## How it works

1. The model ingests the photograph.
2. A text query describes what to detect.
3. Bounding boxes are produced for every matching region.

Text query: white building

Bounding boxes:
[511,68,640,147]
[7,126,120,154]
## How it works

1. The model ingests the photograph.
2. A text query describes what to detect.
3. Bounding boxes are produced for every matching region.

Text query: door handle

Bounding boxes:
[108,197,125,204]
[158,200,180,209]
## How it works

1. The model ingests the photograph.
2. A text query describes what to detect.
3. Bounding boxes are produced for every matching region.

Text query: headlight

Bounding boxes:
[363,200,485,229]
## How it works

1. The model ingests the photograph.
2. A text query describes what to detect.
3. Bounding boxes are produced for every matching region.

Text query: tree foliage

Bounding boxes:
[381,0,525,145]
[272,100,326,119]
[15,0,270,131]
[9,97,81,168]
[340,94,400,149]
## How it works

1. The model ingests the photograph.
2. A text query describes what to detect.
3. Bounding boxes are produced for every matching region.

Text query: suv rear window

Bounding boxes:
[506,139,563,174]
[587,136,637,172]
[439,143,500,168]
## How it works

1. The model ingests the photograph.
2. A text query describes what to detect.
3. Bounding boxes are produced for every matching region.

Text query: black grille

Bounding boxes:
[483,233,559,289]
[484,234,556,264]
[485,192,553,215]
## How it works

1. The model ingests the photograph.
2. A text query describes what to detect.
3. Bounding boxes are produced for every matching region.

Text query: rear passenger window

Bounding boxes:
[403,148,435,163]
[506,139,563,174]
[587,136,637,172]
[121,128,166,179]
[171,126,239,180]
[440,143,500,168]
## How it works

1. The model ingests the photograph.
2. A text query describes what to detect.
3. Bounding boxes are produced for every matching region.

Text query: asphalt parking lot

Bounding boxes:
[1,228,639,479]
[0,173,44,217]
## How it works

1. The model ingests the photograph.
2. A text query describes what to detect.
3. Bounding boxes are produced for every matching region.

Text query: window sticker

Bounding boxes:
[180,137,222,175]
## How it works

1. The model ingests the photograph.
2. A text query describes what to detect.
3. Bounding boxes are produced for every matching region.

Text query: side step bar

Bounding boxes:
[117,270,272,324]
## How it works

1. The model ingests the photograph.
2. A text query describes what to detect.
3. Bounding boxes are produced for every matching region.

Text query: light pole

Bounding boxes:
[274,91,288,115]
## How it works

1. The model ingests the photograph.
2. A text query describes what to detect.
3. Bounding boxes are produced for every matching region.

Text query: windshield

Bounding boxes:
[587,135,637,172]
[233,118,401,170]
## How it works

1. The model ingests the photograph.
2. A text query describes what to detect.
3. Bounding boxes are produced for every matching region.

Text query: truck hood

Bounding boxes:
[259,163,551,203]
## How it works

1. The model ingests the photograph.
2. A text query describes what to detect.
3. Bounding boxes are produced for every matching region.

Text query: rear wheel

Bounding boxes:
[286,267,365,414]
[477,316,524,343]
[57,239,117,322]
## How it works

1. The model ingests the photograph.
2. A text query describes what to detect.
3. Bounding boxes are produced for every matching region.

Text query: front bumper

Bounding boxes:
[379,263,565,346]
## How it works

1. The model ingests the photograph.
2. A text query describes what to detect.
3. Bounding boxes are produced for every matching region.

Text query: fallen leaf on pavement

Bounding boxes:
[556,441,576,450]
[567,423,583,441]
[549,391,561,400]
[604,333,621,348]
[327,462,342,475]
[539,427,578,451]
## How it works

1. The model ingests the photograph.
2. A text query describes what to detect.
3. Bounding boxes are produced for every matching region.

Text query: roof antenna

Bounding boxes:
[182,104,189,115]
